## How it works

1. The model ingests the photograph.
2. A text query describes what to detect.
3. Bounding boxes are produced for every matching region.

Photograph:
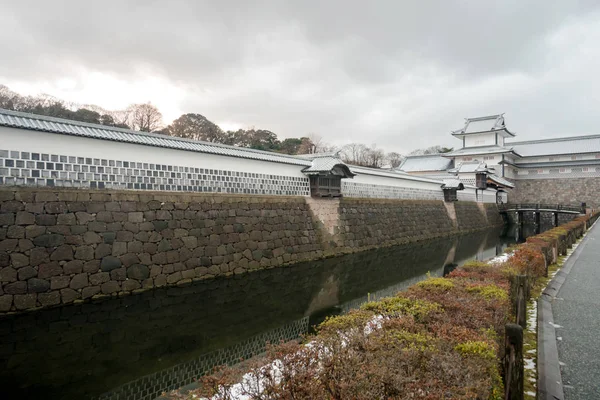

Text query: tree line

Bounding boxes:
[0,84,451,168]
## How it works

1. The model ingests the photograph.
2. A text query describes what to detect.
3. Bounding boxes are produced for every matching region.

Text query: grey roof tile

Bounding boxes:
[398,154,453,172]
[507,135,600,157]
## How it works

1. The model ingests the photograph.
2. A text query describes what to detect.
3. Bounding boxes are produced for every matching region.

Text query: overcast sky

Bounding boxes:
[2,1,600,154]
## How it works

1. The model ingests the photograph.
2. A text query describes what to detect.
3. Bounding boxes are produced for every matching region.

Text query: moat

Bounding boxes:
[0,224,543,400]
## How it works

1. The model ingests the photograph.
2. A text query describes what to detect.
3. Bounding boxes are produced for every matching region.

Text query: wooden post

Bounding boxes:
[535,211,541,227]
[554,212,559,227]
[504,323,524,400]
[511,275,528,328]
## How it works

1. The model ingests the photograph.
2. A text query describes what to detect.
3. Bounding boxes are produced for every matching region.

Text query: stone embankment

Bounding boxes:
[0,188,503,313]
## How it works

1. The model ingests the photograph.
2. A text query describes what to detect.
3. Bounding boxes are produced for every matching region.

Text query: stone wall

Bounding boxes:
[0,188,322,313]
[333,199,502,249]
[510,178,600,208]
[0,188,505,314]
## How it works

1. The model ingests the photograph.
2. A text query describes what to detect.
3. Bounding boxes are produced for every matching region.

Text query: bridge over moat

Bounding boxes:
[498,203,586,227]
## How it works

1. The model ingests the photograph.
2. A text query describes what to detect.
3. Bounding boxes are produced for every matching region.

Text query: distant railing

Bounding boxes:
[498,203,585,214]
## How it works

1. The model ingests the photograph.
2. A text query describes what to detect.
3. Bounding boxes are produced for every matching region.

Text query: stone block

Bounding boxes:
[44,202,67,214]
[181,269,195,279]
[181,236,198,249]
[1,201,24,212]
[82,286,101,299]
[33,234,65,248]
[83,260,100,273]
[10,253,29,268]
[128,212,144,223]
[51,276,71,290]
[96,211,113,223]
[166,251,179,263]
[0,213,15,226]
[89,272,110,286]
[30,247,49,266]
[35,214,57,226]
[102,232,116,244]
[0,295,13,312]
[28,278,50,293]
[88,222,107,233]
[15,211,35,225]
[95,243,112,259]
[116,231,134,242]
[7,225,25,239]
[17,266,37,280]
[0,267,17,282]
[122,280,141,291]
[127,241,143,254]
[100,256,122,272]
[65,235,83,246]
[35,192,57,202]
[70,225,87,235]
[50,244,74,261]
[120,253,140,267]
[47,225,70,236]
[86,202,105,213]
[154,274,167,287]
[110,267,126,281]
[166,272,182,284]
[4,281,27,294]
[101,281,120,294]
[57,213,76,225]
[60,288,78,303]
[70,273,88,290]
[74,245,95,261]
[14,293,36,310]
[67,202,86,212]
[112,242,127,256]
[83,231,102,244]
[38,291,61,306]
[75,212,95,224]
[63,260,84,274]
[0,239,18,252]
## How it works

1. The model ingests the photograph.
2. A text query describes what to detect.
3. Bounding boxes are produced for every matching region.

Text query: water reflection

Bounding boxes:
[0,226,514,400]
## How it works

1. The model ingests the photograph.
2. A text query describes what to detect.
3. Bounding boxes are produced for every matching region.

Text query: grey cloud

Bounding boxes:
[2,0,600,154]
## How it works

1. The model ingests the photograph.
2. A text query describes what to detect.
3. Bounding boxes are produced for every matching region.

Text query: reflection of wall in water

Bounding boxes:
[96,317,309,400]
[0,227,505,400]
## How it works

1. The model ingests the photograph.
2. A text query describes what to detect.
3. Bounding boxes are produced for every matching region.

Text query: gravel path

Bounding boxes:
[553,223,600,399]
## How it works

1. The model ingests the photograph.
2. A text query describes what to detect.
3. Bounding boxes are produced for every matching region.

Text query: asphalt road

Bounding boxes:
[553,223,600,399]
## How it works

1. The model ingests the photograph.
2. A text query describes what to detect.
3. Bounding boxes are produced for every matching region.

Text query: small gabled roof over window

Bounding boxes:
[301,155,355,178]
[441,179,464,190]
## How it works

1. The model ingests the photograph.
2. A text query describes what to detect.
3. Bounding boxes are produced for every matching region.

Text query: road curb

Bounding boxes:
[537,220,598,400]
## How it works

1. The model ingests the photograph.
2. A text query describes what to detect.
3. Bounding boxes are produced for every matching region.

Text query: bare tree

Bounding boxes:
[340,143,369,166]
[128,103,163,132]
[364,147,385,168]
[409,145,454,156]
[386,152,404,169]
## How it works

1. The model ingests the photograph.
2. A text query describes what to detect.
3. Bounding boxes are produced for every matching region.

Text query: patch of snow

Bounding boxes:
[549,322,563,328]
[526,391,536,396]
[524,358,536,370]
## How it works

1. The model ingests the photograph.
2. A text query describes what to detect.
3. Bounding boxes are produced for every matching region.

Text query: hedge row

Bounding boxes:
[172,212,599,400]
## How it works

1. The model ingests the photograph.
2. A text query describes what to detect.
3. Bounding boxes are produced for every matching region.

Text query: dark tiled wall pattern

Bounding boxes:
[0,149,310,196]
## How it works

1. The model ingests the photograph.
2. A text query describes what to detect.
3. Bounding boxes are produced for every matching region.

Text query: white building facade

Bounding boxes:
[0,109,502,203]
[399,114,600,206]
